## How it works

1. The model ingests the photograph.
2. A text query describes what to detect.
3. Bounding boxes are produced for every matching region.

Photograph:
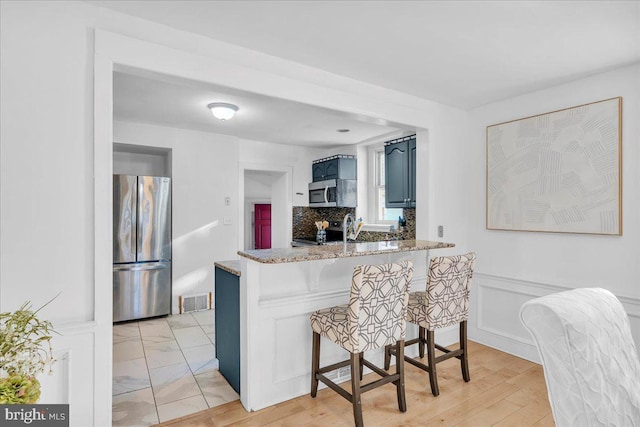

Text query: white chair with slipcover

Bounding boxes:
[520,288,640,426]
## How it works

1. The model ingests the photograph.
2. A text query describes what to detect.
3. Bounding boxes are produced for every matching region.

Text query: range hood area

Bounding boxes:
[308,155,357,208]
[308,179,357,208]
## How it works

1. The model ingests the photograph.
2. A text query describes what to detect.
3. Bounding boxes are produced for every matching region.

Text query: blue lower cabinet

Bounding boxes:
[214,267,240,393]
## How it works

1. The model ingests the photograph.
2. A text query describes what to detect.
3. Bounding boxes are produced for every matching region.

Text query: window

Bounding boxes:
[375,149,403,223]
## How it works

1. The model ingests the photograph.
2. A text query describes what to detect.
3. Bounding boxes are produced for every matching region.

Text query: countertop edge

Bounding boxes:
[214,260,241,277]
[237,240,455,264]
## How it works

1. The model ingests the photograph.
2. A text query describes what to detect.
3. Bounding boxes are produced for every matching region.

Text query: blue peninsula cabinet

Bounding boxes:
[214,262,241,394]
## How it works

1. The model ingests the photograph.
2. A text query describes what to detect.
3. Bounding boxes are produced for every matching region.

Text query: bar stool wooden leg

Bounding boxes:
[460,320,470,382]
[311,332,320,397]
[350,352,364,427]
[395,340,407,412]
[359,352,364,380]
[419,326,426,358]
[384,344,392,370]
[426,329,439,396]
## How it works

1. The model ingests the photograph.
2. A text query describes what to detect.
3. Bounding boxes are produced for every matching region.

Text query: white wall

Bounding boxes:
[466,64,640,360]
[270,174,289,248]
[244,173,273,199]
[114,121,240,313]
[419,111,471,247]
[113,146,171,177]
[0,2,98,324]
[356,143,370,220]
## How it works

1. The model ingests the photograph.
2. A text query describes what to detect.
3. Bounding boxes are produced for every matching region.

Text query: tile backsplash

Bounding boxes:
[292,207,355,240]
[292,207,415,241]
[356,208,416,242]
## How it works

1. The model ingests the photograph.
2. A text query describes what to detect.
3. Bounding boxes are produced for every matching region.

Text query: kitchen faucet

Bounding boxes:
[343,213,354,244]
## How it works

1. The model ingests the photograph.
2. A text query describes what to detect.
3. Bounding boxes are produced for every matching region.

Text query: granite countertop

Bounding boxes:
[237,240,455,264]
[214,260,241,276]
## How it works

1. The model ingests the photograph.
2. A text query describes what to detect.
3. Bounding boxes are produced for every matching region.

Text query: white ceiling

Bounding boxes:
[102,1,640,147]
[93,0,640,109]
[113,70,408,147]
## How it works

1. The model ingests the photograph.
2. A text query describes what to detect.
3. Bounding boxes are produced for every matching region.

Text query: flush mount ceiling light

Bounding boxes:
[207,102,239,121]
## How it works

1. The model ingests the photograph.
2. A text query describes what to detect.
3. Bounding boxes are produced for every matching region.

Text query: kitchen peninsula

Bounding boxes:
[221,240,455,412]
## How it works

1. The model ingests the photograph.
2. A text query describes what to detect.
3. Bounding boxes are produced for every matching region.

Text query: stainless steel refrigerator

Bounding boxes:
[113,175,171,322]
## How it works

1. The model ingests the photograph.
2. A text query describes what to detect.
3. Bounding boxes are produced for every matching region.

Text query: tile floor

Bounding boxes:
[112,310,239,426]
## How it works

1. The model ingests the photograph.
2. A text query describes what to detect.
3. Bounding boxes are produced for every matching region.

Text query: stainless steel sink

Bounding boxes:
[291,239,344,247]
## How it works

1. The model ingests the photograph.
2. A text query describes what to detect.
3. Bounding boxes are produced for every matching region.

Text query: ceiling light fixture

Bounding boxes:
[207,102,239,121]
[337,129,350,133]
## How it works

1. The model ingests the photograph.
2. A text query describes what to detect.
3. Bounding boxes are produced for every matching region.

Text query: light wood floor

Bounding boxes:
[155,341,553,426]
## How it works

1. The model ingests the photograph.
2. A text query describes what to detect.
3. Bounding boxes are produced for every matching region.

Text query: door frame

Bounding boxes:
[239,164,292,251]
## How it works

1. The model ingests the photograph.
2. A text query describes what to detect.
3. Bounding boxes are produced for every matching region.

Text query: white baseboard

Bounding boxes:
[469,273,640,363]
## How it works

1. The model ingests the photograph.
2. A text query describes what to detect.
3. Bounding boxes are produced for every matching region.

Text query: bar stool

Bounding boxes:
[309,260,414,427]
[385,252,476,396]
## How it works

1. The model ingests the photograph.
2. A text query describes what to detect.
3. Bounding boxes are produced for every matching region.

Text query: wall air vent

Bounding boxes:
[180,292,212,313]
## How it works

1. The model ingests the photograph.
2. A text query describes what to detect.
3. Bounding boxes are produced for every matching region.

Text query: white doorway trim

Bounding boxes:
[239,163,292,251]
[93,51,114,425]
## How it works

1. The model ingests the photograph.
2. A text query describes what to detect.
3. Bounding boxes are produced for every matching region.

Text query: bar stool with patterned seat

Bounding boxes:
[385,252,476,396]
[309,260,414,427]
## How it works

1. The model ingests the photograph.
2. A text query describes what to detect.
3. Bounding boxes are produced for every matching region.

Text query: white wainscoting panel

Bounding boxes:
[470,273,640,363]
[274,313,316,383]
[37,321,96,427]
[38,349,69,404]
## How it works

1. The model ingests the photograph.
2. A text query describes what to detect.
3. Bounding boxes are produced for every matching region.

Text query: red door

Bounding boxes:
[254,204,272,249]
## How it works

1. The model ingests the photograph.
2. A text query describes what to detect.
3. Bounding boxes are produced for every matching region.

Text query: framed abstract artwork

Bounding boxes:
[486,97,622,235]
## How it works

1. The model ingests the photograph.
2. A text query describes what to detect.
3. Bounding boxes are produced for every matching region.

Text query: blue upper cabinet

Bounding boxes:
[312,161,326,182]
[385,136,417,208]
[323,158,340,180]
[312,155,357,182]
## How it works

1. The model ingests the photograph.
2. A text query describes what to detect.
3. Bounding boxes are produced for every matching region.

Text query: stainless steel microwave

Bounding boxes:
[308,179,357,208]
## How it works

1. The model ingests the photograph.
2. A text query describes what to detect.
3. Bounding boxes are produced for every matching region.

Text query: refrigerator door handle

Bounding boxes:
[113,262,169,272]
